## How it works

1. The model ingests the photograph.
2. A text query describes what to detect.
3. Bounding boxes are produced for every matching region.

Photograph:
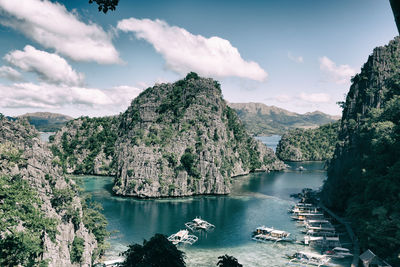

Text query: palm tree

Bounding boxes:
[120,234,186,267]
[217,255,243,267]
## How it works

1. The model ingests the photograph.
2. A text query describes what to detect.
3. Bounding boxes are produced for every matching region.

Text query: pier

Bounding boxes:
[318,203,360,267]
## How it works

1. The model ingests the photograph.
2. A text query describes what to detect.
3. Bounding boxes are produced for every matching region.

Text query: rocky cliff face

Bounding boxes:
[276,122,339,161]
[114,73,285,198]
[51,116,118,175]
[322,37,400,264]
[0,116,99,266]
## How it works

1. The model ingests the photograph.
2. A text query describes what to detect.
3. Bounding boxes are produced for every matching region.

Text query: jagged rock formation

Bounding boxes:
[276,122,339,161]
[0,115,101,266]
[322,37,400,265]
[114,73,285,198]
[50,116,118,175]
[229,102,339,136]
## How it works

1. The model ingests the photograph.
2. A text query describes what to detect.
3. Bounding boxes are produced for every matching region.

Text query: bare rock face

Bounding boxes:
[0,116,98,266]
[114,73,285,198]
[50,116,118,175]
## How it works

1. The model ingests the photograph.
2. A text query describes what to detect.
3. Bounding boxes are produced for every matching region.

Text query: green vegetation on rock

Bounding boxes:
[322,37,400,265]
[0,175,58,267]
[276,122,339,161]
[51,116,118,175]
[114,73,285,198]
[0,116,103,266]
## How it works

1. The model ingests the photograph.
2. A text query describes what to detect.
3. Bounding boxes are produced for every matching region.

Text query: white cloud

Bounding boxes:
[288,52,303,63]
[5,45,84,86]
[0,82,142,110]
[0,66,22,81]
[319,56,356,84]
[117,18,267,81]
[0,0,120,64]
[107,85,143,107]
[274,94,292,103]
[299,92,330,103]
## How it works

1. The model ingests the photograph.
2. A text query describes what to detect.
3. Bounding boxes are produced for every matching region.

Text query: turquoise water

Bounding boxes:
[79,136,349,266]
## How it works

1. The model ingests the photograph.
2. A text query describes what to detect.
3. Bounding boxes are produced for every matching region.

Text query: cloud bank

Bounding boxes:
[319,56,355,84]
[0,0,120,64]
[0,66,22,81]
[117,18,267,81]
[0,82,142,110]
[5,45,84,86]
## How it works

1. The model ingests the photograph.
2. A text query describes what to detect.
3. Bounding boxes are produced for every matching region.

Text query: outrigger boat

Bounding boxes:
[304,236,341,249]
[252,226,294,243]
[286,251,330,266]
[290,206,320,214]
[167,229,198,245]
[291,212,325,221]
[323,247,353,259]
[288,203,315,213]
[185,217,215,231]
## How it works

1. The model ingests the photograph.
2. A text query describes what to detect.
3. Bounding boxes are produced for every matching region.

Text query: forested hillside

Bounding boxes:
[276,122,339,161]
[322,37,400,265]
[229,102,339,136]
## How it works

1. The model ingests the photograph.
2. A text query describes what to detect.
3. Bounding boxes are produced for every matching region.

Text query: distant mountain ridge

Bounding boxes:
[17,112,73,132]
[228,102,340,136]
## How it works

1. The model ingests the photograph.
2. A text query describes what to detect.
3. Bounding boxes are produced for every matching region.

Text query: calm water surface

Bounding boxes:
[79,136,349,266]
[254,135,281,152]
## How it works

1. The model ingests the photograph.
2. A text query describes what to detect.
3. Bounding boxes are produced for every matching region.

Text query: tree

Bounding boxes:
[120,234,186,267]
[89,0,119,13]
[217,255,243,267]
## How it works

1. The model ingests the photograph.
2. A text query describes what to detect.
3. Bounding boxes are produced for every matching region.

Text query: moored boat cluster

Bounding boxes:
[286,202,353,266]
[167,217,215,245]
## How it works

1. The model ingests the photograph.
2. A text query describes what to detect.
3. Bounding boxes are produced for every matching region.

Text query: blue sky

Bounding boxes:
[0,0,397,117]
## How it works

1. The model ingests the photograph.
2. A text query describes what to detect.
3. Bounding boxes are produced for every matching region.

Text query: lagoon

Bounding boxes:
[79,136,349,266]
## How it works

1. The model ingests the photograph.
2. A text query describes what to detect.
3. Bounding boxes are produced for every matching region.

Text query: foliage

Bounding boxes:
[51,116,118,175]
[89,0,119,13]
[0,175,58,266]
[322,38,400,265]
[0,142,24,166]
[180,148,200,178]
[276,122,340,161]
[120,233,186,267]
[217,255,243,267]
[51,188,75,211]
[70,237,85,263]
[81,194,109,255]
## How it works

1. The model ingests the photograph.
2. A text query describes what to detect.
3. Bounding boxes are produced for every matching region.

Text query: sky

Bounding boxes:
[0,0,397,118]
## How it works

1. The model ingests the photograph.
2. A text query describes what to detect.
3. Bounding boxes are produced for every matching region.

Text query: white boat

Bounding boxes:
[304,236,341,248]
[291,206,320,214]
[291,212,325,221]
[287,251,330,266]
[167,229,198,245]
[324,247,353,259]
[252,226,294,243]
[185,217,215,231]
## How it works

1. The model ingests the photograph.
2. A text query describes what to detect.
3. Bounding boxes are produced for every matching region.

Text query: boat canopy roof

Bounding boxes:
[256,226,274,232]
[333,247,350,252]
[299,251,327,259]
[359,249,392,267]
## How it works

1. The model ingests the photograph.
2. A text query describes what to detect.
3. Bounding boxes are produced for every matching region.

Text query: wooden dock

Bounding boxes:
[318,203,360,267]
